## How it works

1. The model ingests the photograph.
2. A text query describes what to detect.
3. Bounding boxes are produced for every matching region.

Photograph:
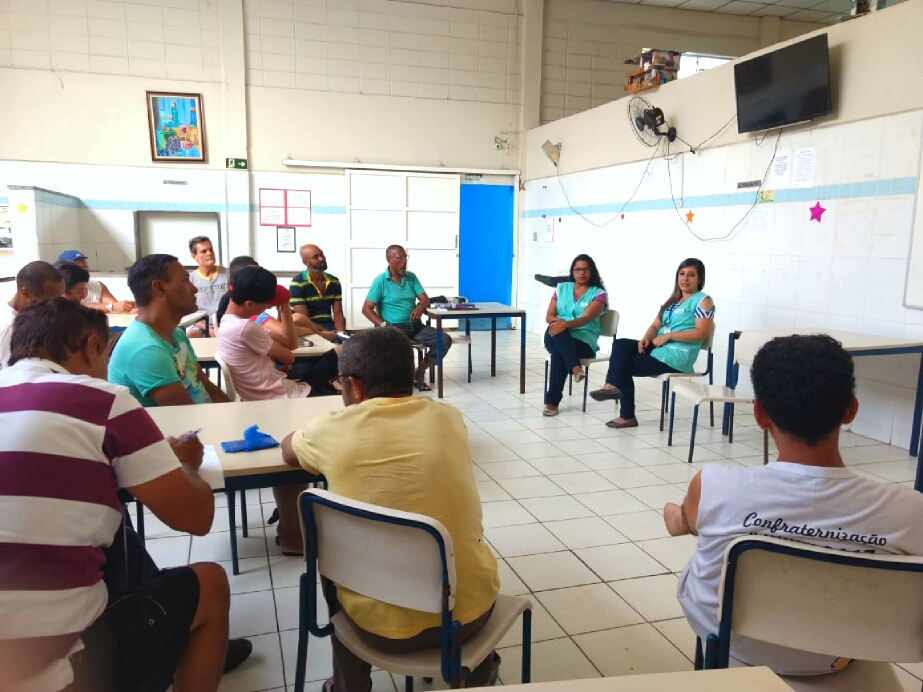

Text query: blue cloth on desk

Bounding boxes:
[220,425,280,453]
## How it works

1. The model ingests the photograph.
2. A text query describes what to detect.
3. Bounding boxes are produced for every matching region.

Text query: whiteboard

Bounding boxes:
[906,158,923,308]
[137,211,220,262]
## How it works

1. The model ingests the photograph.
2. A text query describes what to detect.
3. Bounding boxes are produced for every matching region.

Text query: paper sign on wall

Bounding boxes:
[545,218,554,242]
[792,147,817,189]
[767,149,792,189]
[259,188,312,227]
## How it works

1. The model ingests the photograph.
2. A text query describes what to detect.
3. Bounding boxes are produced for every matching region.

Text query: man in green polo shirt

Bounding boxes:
[362,244,451,391]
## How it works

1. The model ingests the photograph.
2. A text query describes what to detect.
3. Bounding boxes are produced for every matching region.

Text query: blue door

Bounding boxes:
[458,184,515,330]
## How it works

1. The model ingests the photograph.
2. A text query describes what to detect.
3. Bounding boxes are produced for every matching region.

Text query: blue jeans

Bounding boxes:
[604,338,678,419]
[544,328,594,406]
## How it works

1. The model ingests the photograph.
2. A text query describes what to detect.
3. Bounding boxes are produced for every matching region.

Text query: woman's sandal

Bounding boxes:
[274,535,303,557]
[414,380,432,392]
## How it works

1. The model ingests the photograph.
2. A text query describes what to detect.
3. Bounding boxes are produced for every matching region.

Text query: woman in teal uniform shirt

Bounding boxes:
[543,254,608,416]
[591,258,715,428]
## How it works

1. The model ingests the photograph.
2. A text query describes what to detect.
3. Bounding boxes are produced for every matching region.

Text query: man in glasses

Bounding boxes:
[281,328,501,690]
[361,244,450,391]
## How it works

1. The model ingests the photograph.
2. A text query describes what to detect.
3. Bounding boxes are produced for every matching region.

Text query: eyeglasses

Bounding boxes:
[329,373,361,391]
[572,267,591,273]
[389,254,409,261]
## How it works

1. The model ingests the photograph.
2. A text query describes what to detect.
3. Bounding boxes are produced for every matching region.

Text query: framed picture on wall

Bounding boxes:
[146,91,207,163]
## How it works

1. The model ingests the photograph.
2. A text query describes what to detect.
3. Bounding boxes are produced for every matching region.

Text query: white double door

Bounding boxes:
[345,170,460,329]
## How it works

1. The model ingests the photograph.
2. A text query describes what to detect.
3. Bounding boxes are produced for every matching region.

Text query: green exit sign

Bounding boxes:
[226,157,248,170]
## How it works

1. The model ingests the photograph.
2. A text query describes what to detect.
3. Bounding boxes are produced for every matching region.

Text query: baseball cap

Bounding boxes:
[230,266,290,306]
[58,250,88,262]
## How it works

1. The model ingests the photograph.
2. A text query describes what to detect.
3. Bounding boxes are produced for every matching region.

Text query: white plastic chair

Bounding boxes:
[699,535,923,691]
[214,353,238,401]
[657,328,715,431]
[544,309,620,412]
[668,331,767,464]
[294,488,533,691]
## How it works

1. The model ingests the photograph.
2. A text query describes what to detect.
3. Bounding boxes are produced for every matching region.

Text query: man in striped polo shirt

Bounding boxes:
[0,298,236,692]
[290,244,345,341]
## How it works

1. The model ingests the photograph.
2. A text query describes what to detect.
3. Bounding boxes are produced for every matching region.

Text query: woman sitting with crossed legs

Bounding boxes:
[590,257,715,429]
[542,254,608,417]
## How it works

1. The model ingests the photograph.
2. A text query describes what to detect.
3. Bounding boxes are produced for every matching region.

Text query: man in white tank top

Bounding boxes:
[57,250,135,313]
[666,334,923,676]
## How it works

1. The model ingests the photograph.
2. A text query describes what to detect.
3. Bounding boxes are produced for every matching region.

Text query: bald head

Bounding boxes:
[300,244,327,274]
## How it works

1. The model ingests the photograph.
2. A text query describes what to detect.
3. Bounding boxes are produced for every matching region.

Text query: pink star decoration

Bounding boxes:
[809,202,826,222]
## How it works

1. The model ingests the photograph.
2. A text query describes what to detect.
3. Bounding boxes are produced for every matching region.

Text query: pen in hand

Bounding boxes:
[176,428,203,443]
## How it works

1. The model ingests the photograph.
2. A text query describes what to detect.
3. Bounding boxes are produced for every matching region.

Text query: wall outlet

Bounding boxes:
[533,232,538,241]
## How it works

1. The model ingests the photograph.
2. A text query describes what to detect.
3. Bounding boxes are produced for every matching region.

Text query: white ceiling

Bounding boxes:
[600,0,905,25]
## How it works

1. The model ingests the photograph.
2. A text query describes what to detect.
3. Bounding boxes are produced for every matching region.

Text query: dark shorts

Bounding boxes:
[65,566,200,692]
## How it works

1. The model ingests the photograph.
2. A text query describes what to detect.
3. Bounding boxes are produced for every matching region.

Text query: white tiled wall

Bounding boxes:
[0,0,222,80]
[520,110,923,446]
[243,0,522,104]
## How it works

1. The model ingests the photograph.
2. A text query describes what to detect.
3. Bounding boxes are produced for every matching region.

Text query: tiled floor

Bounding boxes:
[145,330,923,691]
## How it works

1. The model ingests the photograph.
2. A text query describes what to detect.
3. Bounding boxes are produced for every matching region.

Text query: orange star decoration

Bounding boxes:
[685,209,695,223]
[16,203,29,214]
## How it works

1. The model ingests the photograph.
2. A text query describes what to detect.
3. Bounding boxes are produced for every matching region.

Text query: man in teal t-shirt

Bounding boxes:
[109,254,228,407]
[361,244,451,390]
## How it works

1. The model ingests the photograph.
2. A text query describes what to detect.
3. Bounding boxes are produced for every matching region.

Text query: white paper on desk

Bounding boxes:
[199,445,225,491]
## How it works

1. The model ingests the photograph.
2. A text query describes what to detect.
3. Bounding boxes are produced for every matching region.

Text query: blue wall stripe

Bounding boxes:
[11,198,348,214]
[522,175,918,219]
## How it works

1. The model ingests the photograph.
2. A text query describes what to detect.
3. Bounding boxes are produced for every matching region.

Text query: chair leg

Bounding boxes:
[660,380,668,431]
[294,617,308,692]
[763,429,769,465]
[405,676,413,692]
[668,392,677,447]
[543,360,548,397]
[581,365,590,412]
[694,637,704,671]
[240,491,248,538]
[568,373,572,396]
[522,608,532,683]
[709,401,715,428]
[135,501,145,543]
[467,343,472,384]
[688,405,700,464]
[728,405,735,443]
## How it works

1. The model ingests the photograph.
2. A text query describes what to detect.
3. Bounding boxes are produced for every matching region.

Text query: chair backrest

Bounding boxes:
[716,536,923,665]
[299,488,457,614]
[106,331,123,359]
[599,309,619,337]
[214,353,237,401]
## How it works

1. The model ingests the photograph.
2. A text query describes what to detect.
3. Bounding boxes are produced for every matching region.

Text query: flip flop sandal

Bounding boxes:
[415,380,432,392]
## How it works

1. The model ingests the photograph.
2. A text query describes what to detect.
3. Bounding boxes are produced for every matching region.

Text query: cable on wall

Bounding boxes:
[664,128,782,243]
[554,140,664,229]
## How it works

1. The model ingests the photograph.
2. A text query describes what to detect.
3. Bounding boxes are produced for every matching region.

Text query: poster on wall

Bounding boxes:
[0,205,10,247]
[259,188,312,227]
[277,226,296,253]
[146,92,206,163]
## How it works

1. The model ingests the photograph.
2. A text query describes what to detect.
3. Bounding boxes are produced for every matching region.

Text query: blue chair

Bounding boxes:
[294,488,533,691]
[697,535,923,691]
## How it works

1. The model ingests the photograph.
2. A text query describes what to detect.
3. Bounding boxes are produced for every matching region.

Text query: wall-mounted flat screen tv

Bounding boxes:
[734,34,832,134]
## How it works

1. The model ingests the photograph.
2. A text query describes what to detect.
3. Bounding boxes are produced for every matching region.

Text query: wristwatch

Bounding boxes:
[106,302,114,312]
[379,321,388,327]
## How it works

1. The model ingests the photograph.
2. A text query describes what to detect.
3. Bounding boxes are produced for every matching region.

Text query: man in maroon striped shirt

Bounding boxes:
[0,298,233,692]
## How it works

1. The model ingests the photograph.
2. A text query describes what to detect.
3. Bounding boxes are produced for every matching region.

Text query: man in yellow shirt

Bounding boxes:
[280,328,500,691]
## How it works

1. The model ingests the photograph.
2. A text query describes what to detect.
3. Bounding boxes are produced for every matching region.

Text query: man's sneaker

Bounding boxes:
[224,638,253,674]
